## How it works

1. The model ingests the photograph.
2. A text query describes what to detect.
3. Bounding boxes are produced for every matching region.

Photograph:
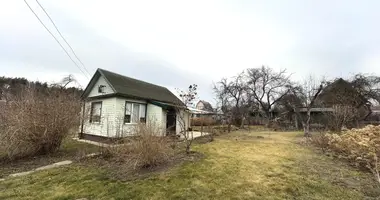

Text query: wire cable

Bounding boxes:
[23,0,90,80]
[35,0,92,77]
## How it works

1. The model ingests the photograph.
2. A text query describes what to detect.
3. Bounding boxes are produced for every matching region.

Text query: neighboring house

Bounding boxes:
[191,100,221,125]
[189,107,215,117]
[363,106,380,125]
[80,68,190,139]
[195,100,214,112]
[193,100,217,118]
[193,100,215,118]
[290,107,334,129]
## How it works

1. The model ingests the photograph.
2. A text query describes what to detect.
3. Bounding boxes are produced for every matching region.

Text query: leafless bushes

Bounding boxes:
[0,87,81,160]
[104,123,174,169]
[327,105,358,132]
[311,125,380,184]
[309,132,330,153]
[191,117,216,126]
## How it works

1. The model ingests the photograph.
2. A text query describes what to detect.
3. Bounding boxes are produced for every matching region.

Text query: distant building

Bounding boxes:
[191,100,220,125]
[195,100,214,112]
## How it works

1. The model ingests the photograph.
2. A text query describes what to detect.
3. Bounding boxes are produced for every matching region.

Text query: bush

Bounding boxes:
[105,123,173,169]
[313,125,380,184]
[0,87,81,160]
[191,117,216,126]
[310,132,330,153]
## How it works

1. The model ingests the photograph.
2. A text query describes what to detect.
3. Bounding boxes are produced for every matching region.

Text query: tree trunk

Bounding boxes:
[294,114,299,130]
[185,144,191,154]
[79,102,85,139]
[240,115,245,128]
[263,110,271,127]
[304,110,311,137]
[228,116,232,133]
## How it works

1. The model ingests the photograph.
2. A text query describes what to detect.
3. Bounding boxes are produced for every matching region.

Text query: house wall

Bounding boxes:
[88,75,115,97]
[176,110,191,135]
[162,110,167,136]
[83,97,118,137]
[82,97,180,137]
[196,101,204,110]
[147,103,165,136]
[116,97,147,136]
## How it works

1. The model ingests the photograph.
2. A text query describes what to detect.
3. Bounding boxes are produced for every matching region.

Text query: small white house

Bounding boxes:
[79,68,190,139]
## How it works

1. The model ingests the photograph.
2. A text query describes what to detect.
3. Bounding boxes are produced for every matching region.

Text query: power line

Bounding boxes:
[35,0,92,77]
[23,0,90,80]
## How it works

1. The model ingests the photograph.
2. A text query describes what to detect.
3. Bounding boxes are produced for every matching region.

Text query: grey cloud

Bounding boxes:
[0,8,214,102]
[239,0,380,78]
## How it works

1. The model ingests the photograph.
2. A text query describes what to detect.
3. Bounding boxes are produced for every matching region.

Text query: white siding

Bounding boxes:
[161,111,167,136]
[81,97,188,137]
[176,110,191,135]
[88,76,114,97]
[196,101,204,110]
[83,97,118,137]
[146,103,165,135]
[116,97,147,136]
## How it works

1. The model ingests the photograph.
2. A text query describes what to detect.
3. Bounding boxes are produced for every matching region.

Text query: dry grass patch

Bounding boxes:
[0,138,100,178]
[1,130,378,199]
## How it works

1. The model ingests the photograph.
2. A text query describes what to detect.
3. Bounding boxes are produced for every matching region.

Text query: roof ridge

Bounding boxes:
[95,68,183,105]
[97,68,167,90]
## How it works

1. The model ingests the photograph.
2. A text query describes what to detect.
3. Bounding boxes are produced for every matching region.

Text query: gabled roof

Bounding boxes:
[82,68,183,105]
[318,78,366,106]
[197,100,214,112]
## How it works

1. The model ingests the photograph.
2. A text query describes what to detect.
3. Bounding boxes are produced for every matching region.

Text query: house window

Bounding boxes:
[124,102,147,123]
[98,85,106,93]
[90,102,102,123]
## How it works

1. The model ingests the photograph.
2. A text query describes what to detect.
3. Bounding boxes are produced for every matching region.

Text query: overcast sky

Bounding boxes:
[1,0,380,103]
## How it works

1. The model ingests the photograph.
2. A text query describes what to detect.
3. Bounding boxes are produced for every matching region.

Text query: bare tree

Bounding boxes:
[176,84,198,107]
[351,74,380,103]
[291,75,325,137]
[213,72,248,128]
[350,74,380,122]
[51,74,77,89]
[328,105,358,132]
[176,84,198,154]
[213,85,232,132]
[246,66,291,124]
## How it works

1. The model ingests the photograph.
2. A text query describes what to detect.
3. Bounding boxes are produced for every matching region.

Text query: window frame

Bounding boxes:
[124,101,147,124]
[90,101,102,123]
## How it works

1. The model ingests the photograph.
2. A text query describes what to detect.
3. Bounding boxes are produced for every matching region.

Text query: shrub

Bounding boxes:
[105,123,173,169]
[313,125,380,184]
[310,132,330,153]
[191,117,216,126]
[0,87,81,160]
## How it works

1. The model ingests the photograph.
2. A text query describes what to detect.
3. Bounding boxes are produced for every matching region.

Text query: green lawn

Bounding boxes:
[0,131,379,200]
